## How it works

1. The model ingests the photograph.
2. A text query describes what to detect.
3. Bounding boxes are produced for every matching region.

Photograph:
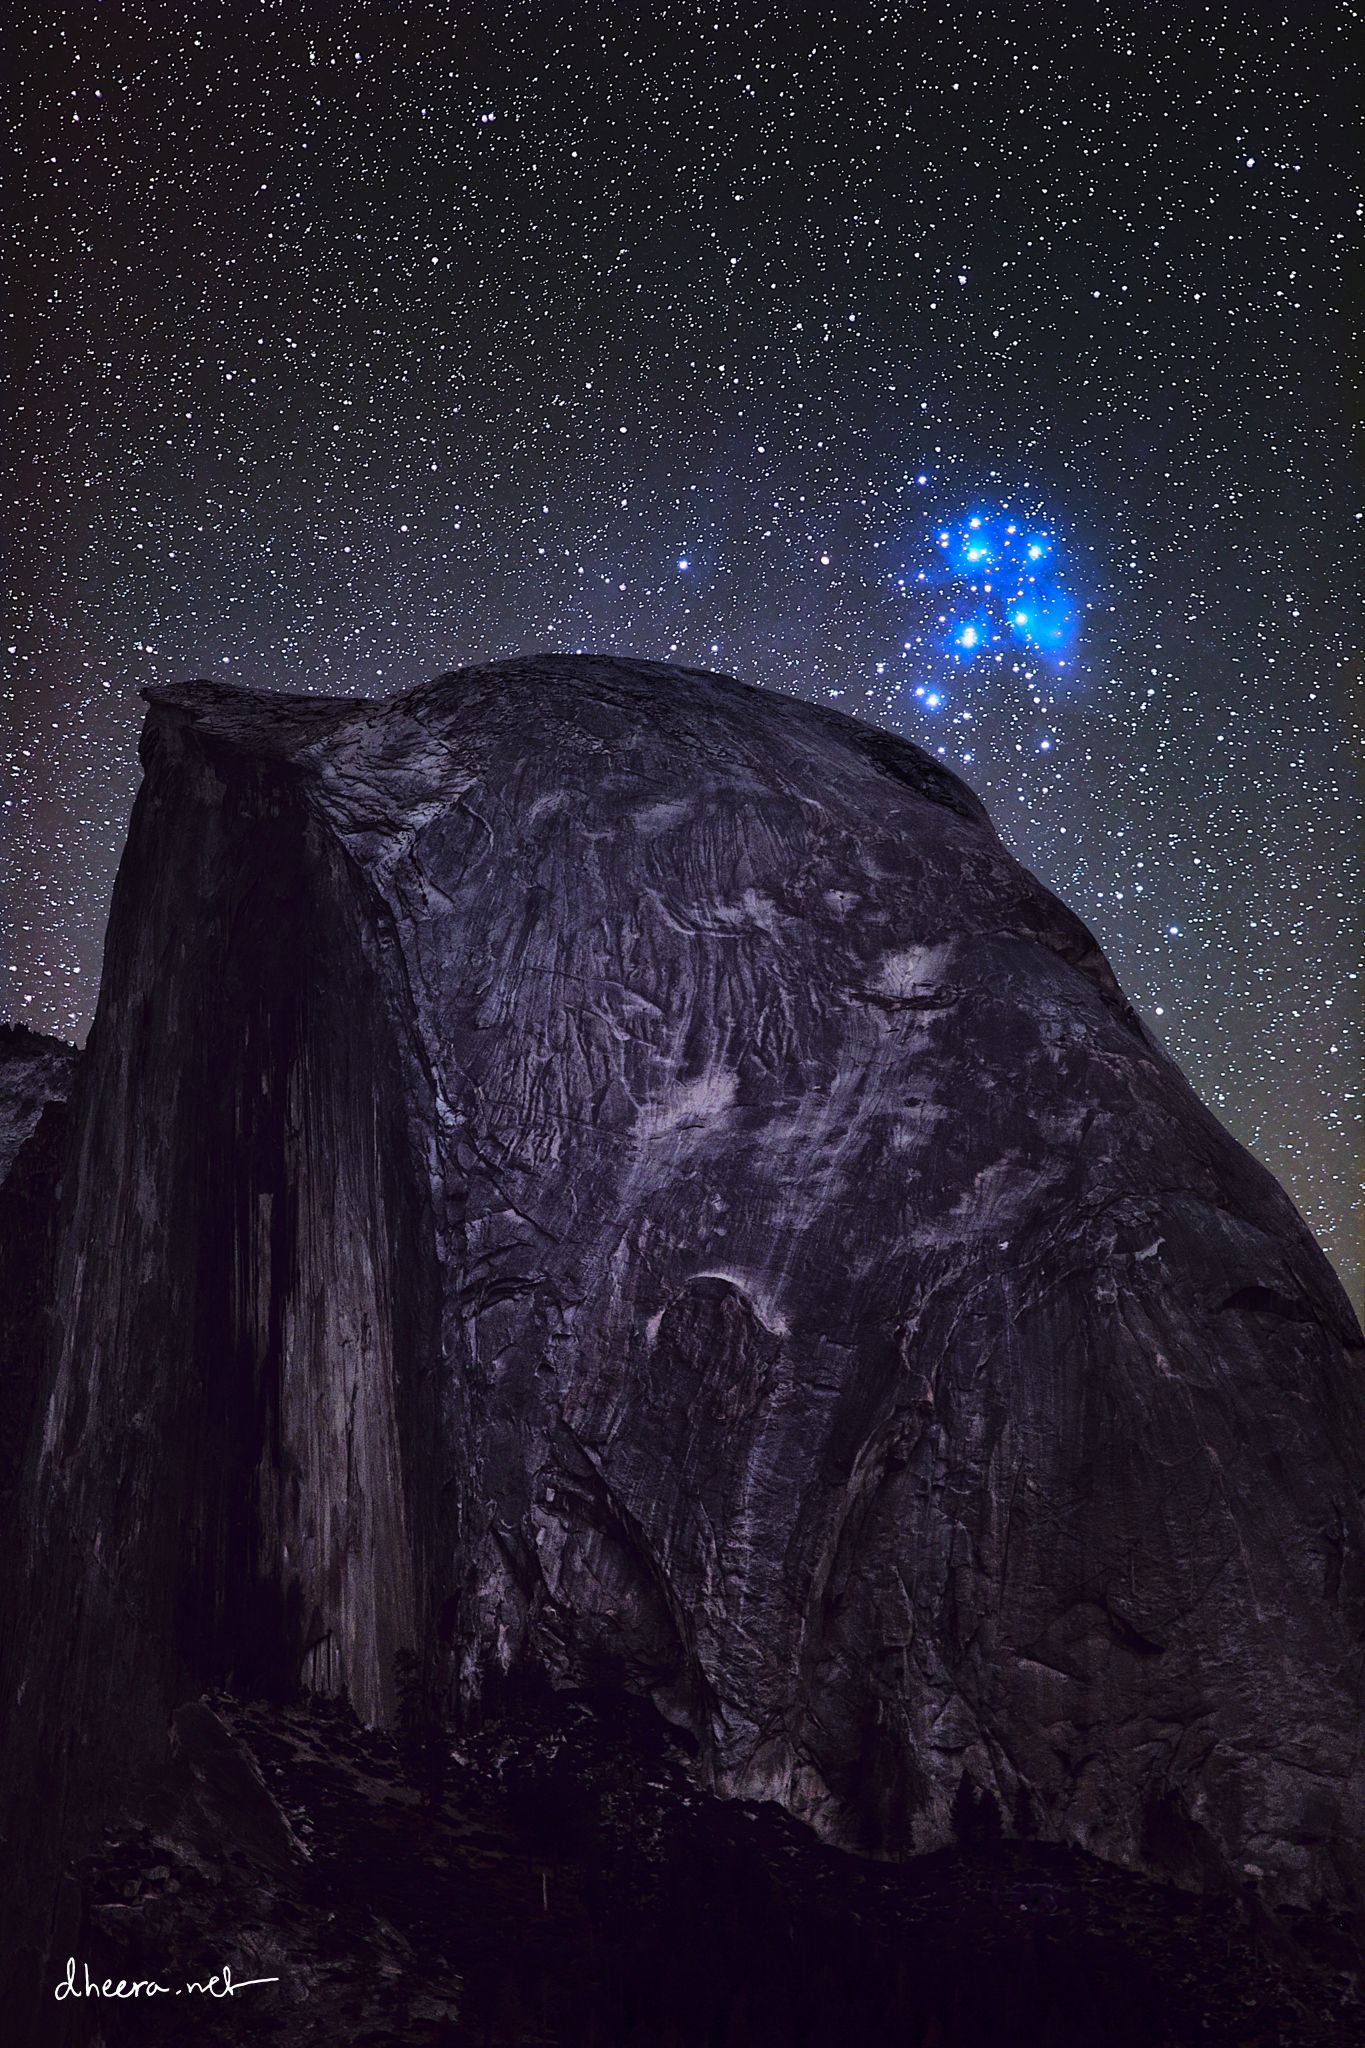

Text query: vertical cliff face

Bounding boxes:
[0,1027,79,1539]
[4,693,447,1960]
[5,655,1364,1998]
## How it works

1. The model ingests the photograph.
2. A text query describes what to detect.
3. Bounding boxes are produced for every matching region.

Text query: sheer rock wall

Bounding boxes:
[5,657,1363,1989]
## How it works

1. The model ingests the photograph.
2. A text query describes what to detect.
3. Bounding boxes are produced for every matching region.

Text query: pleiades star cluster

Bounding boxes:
[6,2,1361,1306]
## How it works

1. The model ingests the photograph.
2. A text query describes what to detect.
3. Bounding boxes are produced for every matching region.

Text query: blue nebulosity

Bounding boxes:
[891,501,1084,740]
[889,500,1087,803]
[928,508,1078,668]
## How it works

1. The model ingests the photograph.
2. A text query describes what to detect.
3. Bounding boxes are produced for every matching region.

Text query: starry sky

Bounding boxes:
[7,1,1362,1308]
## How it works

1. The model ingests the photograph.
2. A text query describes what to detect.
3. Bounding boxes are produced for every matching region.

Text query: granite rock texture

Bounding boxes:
[6,655,1364,1991]
[0,1025,78,1187]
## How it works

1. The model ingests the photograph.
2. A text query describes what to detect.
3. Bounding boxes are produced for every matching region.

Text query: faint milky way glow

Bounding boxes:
[6,0,1362,1307]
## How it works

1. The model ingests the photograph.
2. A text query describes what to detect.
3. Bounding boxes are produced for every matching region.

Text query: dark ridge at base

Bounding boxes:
[57,1690,1363,2048]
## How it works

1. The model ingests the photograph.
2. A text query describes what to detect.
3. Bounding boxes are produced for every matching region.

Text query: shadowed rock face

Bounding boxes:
[0,1026,79,1534]
[5,655,1364,1988]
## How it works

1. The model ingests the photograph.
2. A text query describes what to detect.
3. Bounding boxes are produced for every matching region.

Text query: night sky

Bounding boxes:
[7,2,1361,1307]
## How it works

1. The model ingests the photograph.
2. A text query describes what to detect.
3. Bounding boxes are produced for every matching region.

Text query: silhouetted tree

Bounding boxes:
[394,1643,447,1816]
[950,1768,1002,1847]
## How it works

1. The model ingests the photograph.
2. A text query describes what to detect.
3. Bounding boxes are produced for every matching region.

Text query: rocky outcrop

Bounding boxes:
[0,1025,78,1530]
[4,655,1364,2023]
[0,1025,76,1186]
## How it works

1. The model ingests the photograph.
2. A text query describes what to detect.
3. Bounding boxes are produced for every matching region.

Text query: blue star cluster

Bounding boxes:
[893,503,1082,747]
[5,1,1361,1307]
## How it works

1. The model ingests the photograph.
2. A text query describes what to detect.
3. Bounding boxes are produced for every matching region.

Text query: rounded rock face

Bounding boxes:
[11,654,1365,1917]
